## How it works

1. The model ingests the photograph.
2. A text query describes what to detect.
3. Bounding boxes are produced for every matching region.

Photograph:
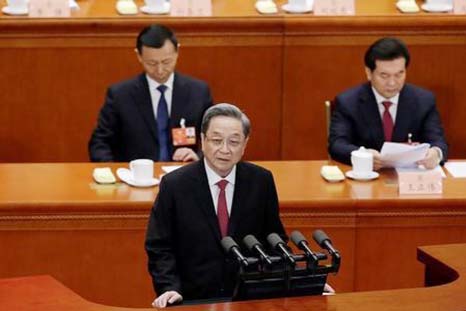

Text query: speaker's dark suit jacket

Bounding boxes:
[329,82,448,165]
[89,72,212,162]
[145,160,286,301]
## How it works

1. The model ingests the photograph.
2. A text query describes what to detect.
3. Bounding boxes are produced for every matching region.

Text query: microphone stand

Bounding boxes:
[231,242,341,301]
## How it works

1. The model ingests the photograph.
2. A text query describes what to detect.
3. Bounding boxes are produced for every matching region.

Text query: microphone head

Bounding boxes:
[221,236,238,252]
[290,230,307,246]
[267,232,284,249]
[312,229,331,247]
[243,234,262,251]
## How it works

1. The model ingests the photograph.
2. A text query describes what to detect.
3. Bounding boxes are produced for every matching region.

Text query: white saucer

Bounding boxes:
[116,168,159,187]
[421,3,452,12]
[2,6,28,15]
[140,3,170,14]
[281,3,312,13]
[345,170,379,181]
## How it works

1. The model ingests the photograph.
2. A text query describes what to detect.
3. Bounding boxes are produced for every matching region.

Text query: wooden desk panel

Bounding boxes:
[1,161,466,306]
[1,243,466,311]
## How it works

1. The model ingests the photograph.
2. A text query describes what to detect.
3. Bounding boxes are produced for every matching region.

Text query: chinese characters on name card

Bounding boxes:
[29,0,70,17]
[398,169,443,195]
[170,0,211,16]
[314,0,355,15]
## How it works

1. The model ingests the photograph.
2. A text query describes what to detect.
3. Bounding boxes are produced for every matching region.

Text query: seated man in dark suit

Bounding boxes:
[89,24,212,162]
[145,103,286,308]
[329,37,448,170]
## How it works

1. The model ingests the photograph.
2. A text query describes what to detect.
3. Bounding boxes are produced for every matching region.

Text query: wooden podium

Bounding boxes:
[1,243,465,310]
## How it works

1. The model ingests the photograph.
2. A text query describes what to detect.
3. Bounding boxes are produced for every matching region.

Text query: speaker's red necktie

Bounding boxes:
[382,101,394,141]
[216,179,229,238]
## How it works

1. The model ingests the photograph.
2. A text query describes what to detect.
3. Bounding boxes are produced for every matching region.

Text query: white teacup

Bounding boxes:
[7,0,28,10]
[288,0,307,8]
[129,159,154,183]
[145,0,165,9]
[351,147,373,178]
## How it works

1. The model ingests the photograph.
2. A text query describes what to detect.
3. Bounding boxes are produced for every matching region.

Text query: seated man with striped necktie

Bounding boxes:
[328,37,448,170]
[145,104,286,308]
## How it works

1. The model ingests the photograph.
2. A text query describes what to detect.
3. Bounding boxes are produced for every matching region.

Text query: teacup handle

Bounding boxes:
[129,162,136,179]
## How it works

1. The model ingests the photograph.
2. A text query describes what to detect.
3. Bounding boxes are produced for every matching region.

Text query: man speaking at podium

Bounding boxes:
[89,24,212,162]
[145,104,286,308]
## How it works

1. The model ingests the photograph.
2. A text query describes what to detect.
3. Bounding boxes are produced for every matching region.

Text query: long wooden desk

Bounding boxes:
[1,0,466,162]
[1,243,465,310]
[1,161,466,307]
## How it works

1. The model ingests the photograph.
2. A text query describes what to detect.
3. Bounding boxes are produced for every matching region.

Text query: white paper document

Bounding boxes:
[380,142,430,168]
[161,165,183,174]
[444,162,466,178]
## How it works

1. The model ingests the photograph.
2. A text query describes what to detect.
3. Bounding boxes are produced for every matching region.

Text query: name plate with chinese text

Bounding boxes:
[170,0,212,16]
[29,0,70,17]
[313,0,355,15]
[398,170,442,195]
[454,0,466,14]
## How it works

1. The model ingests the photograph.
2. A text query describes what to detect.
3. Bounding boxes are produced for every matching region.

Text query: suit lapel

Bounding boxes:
[133,74,158,141]
[392,86,415,142]
[191,160,223,241]
[228,163,249,237]
[358,84,385,147]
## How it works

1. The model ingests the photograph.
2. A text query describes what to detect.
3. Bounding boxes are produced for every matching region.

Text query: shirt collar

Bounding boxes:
[146,72,175,91]
[204,158,236,187]
[371,86,400,106]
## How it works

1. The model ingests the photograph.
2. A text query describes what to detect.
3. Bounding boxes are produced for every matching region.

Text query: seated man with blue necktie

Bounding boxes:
[145,103,286,308]
[89,24,212,162]
[328,37,448,170]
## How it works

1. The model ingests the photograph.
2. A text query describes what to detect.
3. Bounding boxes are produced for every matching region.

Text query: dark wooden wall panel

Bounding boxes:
[0,20,283,162]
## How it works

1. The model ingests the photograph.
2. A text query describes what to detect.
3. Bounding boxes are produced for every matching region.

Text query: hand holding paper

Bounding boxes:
[380,142,430,168]
[416,147,441,169]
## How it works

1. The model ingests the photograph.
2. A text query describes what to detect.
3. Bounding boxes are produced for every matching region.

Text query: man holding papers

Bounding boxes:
[329,37,448,169]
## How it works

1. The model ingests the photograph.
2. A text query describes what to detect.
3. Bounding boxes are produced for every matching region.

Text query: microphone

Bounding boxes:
[221,236,249,267]
[243,235,273,266]
[267,233,295,265]
[312,229,339,257]
[290,231,319,263]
